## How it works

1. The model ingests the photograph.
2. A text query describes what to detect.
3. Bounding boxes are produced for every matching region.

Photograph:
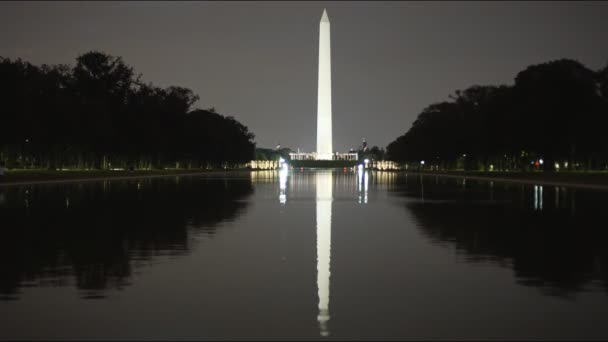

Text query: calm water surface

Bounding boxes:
[2,170,608,340]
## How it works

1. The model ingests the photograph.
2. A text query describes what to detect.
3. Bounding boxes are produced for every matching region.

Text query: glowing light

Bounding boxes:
[315,171,332,337]
[421,160,425,165]
[279,170,288,190]
[358,165,364,202]
[533,185,544,210]
[316,9,332,161]
[539,159,544,165]
[364,170,368,204]
[364,159,369,164]
[279,166,288,204]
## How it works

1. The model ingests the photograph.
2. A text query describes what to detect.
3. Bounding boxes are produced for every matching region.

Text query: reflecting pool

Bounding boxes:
[1,170,608,340]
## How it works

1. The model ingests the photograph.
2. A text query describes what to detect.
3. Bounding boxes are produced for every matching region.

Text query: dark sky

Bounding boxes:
[2,1,608,152]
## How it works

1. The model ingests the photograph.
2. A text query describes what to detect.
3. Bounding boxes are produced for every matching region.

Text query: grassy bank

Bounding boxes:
[411,170,608,190]
[0,168,250,186]
[4,168,608,191]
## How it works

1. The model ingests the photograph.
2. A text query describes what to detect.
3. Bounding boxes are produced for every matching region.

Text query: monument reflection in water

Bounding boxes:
[316,171,332,337]
[278,169,334,336]
[279,169,369,337]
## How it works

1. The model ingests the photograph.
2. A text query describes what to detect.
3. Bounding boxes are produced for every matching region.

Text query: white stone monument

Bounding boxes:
[316,9,333,160]
[287,10,357,163]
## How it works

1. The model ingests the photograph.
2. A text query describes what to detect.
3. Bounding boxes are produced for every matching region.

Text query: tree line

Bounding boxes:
[0,51,256,170]
[386,59,608,172]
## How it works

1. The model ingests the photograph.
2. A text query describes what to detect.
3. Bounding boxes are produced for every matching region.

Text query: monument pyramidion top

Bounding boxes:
[321,8,329,23]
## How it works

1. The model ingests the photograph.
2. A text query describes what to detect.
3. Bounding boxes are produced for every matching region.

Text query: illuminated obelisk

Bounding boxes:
[316,171,332,336]
[316,9,333,160]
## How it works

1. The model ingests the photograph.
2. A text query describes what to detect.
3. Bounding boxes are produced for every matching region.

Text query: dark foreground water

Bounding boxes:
[2,170,608,340]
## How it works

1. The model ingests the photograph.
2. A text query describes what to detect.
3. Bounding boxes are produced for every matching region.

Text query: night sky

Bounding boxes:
[2,1,608,152]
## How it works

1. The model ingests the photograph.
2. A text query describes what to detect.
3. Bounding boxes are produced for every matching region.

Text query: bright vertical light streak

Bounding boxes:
[364,170,369,204]
[539,185,543,211]
[316,171,332,336]
[279,167,288,204]
[357,165,363,203]
[316,9,332,160]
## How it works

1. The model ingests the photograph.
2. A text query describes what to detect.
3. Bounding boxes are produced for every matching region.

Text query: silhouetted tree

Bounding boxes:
[0,51,255,170]
[387,58,608,172]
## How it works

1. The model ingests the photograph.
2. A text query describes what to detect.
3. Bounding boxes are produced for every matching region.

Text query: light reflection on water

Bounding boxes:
[315,171,332,337]
[279,167,288,205]
[1,170,608,340]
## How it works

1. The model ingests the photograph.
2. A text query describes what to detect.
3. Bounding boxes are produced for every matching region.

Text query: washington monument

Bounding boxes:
[316,9,332,160]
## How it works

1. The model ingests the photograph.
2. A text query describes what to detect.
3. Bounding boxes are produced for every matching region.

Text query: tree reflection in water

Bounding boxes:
[388,173,608,298]
[0,176,253,300]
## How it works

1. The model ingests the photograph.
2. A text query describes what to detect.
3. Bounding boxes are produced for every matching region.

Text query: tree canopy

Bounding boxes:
[0,51,256,169]
[387,59,608,171]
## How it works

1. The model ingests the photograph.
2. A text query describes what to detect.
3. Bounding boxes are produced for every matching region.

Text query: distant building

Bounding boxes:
[289,151,358,161]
